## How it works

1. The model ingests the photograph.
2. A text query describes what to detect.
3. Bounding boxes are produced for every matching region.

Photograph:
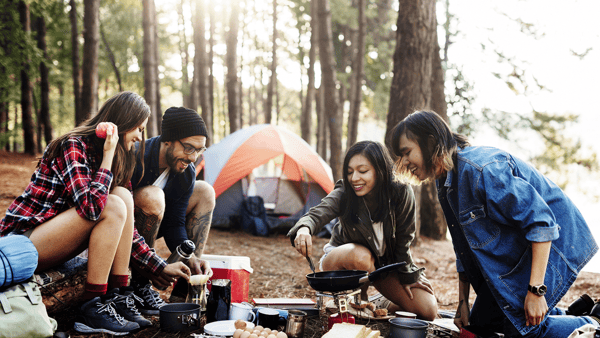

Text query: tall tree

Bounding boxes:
[419,9,448,240]
[193,0,212,144]
[385,0,436,240]
[318,0,342,180]
[226,1,240,133]
[81,0,100,120]
[70,0,82,125]
[264,0,277,124]
[178,0,191,108]
[347,0,366,149]
[36,16,53,145]
[142,0,159,137]
[208,2,215,132]
[301,0,318,144]
[19,1,35,155]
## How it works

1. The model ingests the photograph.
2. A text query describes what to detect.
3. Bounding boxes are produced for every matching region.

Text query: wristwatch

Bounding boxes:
[528,284,547,296]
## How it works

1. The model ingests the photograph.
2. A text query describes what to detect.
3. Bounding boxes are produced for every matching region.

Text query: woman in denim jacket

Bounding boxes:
[288,141,438,320]
[391,110,598,337]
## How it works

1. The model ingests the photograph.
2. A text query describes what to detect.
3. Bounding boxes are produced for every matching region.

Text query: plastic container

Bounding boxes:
[202,254,253,303]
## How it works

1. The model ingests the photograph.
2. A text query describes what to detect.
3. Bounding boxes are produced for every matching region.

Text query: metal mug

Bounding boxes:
[285,310,307,338]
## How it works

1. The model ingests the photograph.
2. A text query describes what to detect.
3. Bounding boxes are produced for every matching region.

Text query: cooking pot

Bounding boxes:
[388,317,428,338]
[306,262,406,292]
[159,303,201,333]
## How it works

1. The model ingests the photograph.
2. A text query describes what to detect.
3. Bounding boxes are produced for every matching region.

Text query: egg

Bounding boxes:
[245,327,254,333]
[249,334,259,338]
[267,335,277,338]
[276,332,288,338]
[271,331,278,335]
[233,329,244,338]
[240,331,251,338]
[260,332,269,337]
[263,328,272,335]
[255,325,264,332]
[252,330,261,335]
[235,319,247,330]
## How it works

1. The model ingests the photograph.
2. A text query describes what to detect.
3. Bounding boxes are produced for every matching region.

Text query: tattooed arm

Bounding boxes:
[455,272,471,329]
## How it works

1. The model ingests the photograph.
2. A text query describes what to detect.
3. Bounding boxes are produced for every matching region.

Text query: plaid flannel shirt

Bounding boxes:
[0,135,166,274]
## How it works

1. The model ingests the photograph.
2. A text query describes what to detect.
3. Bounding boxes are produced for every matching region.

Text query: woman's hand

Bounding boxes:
[98,122,119,154]
[402,274,434,299]
[524,293,548,326]
[454,299,470,329]
[151,262,192,289]
[294,226,312,257]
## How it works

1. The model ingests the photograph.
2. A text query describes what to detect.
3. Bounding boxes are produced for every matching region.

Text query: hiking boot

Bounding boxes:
[566,293,595,316]
[103,288,153,329]
[132,283,167,315]
[73,297,140,335]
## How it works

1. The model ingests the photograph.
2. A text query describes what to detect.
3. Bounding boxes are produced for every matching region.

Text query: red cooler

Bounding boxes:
[202,254,253,303]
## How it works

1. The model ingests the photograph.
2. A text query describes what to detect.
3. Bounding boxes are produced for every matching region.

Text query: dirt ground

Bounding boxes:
[2,150,600,337]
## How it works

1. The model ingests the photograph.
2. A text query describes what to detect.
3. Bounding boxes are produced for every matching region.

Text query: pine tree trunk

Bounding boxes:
[36,16,53,145]
[347,0,365,149]
[100,24,122,92]
[208,4,215,136]
[318,0,342,181]
[142,0,158,137]
[226,2,240,133]
[19,1,35,155]
[70,0,82,126]
[419,10,448,240]
[385,0,436,240]
[264,0,277,125]
[81,0,100,121]
[194,0,212,144]
[300,0,317,144]
[178,0,191,108]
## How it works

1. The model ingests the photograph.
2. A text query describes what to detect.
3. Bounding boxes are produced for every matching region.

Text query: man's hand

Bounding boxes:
[402,274,434,299]
[150,262,192,289]
[524,292,548,326]
[454,299,470,329]
[188,254,213,277]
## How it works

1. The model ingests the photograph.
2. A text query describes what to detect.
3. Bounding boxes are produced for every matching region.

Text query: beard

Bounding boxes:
[165,144,192,174]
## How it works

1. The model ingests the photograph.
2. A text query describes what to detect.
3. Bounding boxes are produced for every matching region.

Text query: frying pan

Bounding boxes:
[306,262,406,292]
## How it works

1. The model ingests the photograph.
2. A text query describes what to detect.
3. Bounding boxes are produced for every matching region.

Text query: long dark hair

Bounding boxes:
[340,141,396,225]
[390,110,469,182]
[44,91,150,188]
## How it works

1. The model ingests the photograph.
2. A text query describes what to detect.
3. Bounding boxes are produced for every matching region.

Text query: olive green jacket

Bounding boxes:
[287,180,423,284]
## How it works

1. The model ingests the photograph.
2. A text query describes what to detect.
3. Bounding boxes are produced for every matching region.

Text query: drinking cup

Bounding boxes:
[229,302,256,322]
[257,308,280,330]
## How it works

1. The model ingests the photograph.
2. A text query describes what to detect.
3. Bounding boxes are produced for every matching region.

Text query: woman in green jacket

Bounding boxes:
[287,141,437,320]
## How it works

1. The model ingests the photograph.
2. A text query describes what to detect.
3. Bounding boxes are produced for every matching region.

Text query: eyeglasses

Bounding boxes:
[178,140,207,155]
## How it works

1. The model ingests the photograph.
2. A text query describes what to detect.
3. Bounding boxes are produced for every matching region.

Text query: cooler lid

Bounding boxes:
[201,254,253,273]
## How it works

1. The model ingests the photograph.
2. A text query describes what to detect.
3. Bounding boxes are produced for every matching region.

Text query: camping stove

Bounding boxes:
[316,289,361,329]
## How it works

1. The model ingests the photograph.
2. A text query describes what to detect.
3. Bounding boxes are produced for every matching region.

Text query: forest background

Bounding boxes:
[1,0,599,270]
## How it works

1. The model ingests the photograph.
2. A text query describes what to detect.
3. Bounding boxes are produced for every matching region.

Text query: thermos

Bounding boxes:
[159,240,195,291]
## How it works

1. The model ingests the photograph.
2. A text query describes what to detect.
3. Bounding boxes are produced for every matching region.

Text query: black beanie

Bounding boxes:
[160,107,208,142]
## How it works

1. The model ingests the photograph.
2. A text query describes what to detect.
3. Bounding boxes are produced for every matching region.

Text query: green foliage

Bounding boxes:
[482,108,598,190]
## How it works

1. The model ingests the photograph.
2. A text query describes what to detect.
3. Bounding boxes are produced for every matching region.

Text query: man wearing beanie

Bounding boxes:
[128,107,215,314]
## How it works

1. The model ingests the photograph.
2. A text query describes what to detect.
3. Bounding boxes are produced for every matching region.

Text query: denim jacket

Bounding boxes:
[438,146,598,335]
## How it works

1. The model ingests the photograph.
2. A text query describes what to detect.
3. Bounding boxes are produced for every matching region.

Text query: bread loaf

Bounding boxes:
[322,323,370,338]
[365,330,380,338]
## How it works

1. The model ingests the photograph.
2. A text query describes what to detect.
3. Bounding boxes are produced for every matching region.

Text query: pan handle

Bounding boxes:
[364,262,407,283]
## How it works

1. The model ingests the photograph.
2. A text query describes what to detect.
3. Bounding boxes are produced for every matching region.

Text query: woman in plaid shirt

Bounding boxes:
[0,92,182,334]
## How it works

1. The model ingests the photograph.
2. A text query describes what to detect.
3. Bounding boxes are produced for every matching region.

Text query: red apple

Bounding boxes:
[95,124,109,139]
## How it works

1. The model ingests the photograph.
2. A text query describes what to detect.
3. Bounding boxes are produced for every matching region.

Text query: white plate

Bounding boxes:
[203,320,255,336]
